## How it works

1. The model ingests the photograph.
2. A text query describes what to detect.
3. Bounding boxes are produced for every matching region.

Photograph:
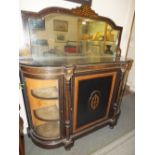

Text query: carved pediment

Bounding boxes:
[71,5,99,19]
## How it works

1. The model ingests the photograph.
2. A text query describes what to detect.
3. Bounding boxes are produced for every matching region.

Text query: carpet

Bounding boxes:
[24,93,135,155]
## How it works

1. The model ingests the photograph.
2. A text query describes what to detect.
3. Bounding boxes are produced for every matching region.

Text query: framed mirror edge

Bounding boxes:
[20,5,123,59]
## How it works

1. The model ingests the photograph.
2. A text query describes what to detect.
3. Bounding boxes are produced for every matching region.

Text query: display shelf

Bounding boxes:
[34,105,59,121]
[31,86,59,100]
[35,121,60,139]
[30,100,59,127]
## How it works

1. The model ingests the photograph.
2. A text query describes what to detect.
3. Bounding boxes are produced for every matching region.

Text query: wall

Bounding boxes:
[19,0,135,133]
[127,18,135,91]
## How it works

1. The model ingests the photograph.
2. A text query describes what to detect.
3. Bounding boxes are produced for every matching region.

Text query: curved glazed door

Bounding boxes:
[24,77,61,140]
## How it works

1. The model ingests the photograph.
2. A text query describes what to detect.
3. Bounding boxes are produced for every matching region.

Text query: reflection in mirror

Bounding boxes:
[20,13,120,61]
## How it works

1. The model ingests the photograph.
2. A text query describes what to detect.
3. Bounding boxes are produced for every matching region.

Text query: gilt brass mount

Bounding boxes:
[88,90,101,111]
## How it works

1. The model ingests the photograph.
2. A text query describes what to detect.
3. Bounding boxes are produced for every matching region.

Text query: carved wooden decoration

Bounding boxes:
[71,4,98,19]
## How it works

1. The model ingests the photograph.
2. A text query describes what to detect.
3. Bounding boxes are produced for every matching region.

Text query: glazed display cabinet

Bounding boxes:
[20,4,133,149]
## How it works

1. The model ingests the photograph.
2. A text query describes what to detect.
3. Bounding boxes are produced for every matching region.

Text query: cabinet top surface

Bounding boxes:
[19,57,130,67]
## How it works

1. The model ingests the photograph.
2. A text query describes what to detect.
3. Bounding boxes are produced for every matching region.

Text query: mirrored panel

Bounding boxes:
[20,10,121,61]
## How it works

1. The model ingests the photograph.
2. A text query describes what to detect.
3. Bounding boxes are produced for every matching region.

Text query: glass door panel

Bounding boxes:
[25,78,60,139]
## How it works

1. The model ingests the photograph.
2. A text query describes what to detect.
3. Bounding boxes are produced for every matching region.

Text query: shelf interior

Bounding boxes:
[34,104,59,121]
[34,121,60,139]
[31,86,59,99]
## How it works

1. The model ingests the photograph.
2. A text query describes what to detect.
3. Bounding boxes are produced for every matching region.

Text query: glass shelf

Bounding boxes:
[34,121,60,139]
[34,105,59,121]
[31,86,59,100]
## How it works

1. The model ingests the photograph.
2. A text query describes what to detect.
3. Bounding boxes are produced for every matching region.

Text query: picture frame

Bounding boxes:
[31,39,48,46]
[64,0,92,6]
[28,18,45,30]
[53,20,68,32]
[55,33,66,42]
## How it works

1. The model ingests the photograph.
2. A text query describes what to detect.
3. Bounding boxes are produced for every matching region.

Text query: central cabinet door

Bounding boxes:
[72,71,118,133]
